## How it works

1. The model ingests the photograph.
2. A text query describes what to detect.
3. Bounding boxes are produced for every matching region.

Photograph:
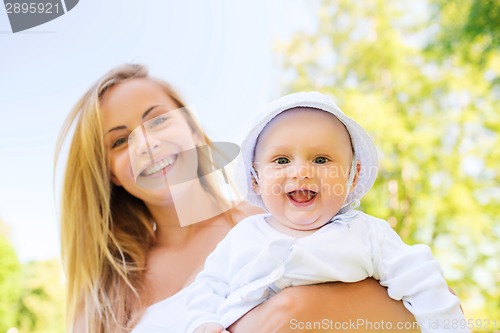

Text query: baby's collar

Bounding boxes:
[327,209,359,227]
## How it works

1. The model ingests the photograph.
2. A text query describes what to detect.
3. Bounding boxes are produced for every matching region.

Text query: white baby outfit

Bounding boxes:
[186,211,469,333]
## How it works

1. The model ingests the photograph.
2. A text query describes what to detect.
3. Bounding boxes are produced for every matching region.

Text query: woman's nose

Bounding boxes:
[131,130,161,158]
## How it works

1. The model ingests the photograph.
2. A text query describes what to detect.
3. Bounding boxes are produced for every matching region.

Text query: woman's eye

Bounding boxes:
[149,116,167,128]
[313,156,328,164]
[274,157,290,165]
[111,137,127,149]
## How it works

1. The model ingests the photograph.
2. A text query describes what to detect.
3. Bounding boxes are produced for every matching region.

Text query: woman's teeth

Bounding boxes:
[141,156,176,176]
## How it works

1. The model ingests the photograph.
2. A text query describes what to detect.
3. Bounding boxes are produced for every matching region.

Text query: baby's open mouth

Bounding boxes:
[287,190,317,203]
[140,155,177,176]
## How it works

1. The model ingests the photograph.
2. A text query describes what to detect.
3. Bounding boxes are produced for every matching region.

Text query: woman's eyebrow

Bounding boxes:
[105,125,127,136]
[142,105,162,120]
[104,105,163,137]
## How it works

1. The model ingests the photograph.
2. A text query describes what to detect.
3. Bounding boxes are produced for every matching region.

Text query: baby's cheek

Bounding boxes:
[262,183,285,197]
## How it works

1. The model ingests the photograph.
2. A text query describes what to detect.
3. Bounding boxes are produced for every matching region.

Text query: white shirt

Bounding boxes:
[132,285,194,333]
[186,211,469,333]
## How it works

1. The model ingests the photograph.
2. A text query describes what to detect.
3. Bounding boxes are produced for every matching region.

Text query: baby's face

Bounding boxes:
[253,107,357,231]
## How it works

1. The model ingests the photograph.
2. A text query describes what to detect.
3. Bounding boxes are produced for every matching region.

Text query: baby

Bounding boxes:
[186,92,469,333]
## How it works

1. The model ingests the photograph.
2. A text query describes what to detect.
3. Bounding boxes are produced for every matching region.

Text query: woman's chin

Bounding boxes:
[135,173,170,190]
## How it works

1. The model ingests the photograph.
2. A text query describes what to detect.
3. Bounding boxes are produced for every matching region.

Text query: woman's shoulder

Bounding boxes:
[230,201,265,224]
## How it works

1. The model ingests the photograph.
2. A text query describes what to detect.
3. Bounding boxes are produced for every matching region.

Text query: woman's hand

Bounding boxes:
[229,278,419,333]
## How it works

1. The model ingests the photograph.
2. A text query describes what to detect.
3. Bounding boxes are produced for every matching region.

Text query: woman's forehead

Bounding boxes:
[101,78,174,110]
[101,79,179,130]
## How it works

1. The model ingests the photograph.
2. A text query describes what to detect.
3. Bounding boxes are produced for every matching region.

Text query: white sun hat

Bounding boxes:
[240,91,378,210]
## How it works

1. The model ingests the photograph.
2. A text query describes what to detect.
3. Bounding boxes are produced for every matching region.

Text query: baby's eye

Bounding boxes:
[112,137,128,149]
[313,156,329,164]
[273,157,290,165]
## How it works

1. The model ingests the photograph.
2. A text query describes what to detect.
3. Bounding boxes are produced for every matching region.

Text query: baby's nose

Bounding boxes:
[287,160,312,179]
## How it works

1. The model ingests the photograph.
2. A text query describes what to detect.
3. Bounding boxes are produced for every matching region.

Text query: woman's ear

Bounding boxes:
[110,173,122,186]
[192,130,204,147]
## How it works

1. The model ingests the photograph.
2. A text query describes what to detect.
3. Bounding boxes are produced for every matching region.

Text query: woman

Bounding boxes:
[56,64,418,333]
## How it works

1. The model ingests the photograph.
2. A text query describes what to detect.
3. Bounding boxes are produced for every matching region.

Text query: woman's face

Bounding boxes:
[101,78,200,207]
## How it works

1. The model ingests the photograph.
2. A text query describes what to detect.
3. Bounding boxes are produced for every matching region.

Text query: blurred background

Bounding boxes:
[0,0,498,332]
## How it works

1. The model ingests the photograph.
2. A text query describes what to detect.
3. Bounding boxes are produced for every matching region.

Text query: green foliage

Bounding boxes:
[428,0,500,68]
[0,222,22,332]
[0,219,65,333]
[16,259,65,333]
[277,0,499,322]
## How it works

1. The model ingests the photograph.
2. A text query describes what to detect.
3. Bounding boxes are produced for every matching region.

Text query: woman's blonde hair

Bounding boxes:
[55,64,231,332]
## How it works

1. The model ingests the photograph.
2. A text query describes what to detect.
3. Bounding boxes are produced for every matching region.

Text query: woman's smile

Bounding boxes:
[140,154,178,177]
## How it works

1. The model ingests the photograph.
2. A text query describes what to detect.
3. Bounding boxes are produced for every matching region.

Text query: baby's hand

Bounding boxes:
[193,322,228,333]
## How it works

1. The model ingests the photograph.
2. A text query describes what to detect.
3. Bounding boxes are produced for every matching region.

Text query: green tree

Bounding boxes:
[0,219,65,333]
[277,0,499,322]
[16,259,65,333]
[0,219,22,332]
[427,0,500,68]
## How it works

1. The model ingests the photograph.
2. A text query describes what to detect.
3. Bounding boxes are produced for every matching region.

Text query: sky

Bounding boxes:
[0,0,315,262]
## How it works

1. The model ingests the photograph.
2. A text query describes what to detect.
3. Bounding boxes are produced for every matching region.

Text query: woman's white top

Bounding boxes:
[131,284,194,333]
[186,211,469,333]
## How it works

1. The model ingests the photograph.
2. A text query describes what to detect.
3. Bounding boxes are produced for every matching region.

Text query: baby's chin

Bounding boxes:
[289,223,327,232]
[284,215,331,231]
